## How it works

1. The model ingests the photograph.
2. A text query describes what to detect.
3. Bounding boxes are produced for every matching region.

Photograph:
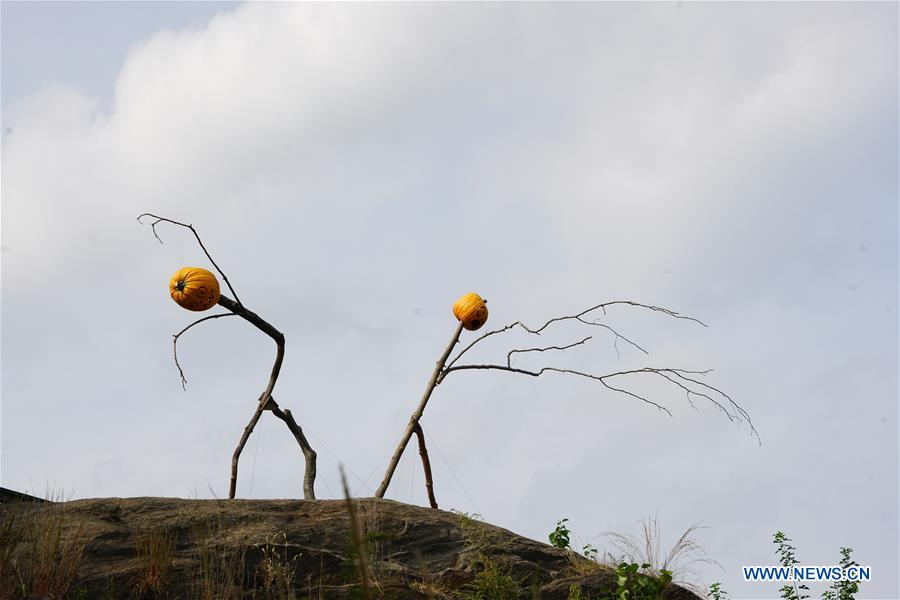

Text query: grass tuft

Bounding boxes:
[0,494,88,600]
[598,514,720,592]
[132,526,177,599]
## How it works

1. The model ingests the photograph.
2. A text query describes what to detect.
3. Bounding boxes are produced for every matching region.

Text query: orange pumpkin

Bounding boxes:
[452,292,488,331]
[169,267,221,311]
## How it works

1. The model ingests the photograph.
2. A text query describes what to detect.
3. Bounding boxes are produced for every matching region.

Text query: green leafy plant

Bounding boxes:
[568,584,586,600]
[459,556,520,600]
[550,514,736,598]
[549,519,572,550]
[773,531,809,600]
[821,547,860,600]
[609,562,672,600]
[774,535,862,600]
[708,581,728,599]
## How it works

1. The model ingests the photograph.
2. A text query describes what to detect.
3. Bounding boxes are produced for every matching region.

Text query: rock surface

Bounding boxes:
[1,497,702,599]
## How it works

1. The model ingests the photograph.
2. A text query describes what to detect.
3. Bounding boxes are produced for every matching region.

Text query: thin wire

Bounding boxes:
[355,448,392,497]
[394,450,405,499]
[318,469,336,499]
[248,418,263,497]
[304,425,370,490]
[424,428,480,514]
[409,447,415,504]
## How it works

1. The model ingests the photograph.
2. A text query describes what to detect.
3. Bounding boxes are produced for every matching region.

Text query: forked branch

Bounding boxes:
[137,213,242,306]
[173,312,238,389]
[377,300,758,505]
[138,214,317,499]
[444,300,705,372]
[374,322,463,499]
[441,300,757,442]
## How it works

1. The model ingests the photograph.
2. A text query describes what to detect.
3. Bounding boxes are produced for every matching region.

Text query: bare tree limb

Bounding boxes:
[444,363,673,415]
[230,391,269,499]
[445,300,701,371]
[217,295,285,401]
[375,322,464,499]
[506,336,592,368]
[412,423,438,509]
[139,214,318,498]
[137,213,242,306]
[383,300,755,508]
[526,300,708,333]
[269,401,317,500]
[173,312,238,389]
[574,317,649,356]
[442,363,759,443]
[217,292,290,499]
[443,322,520,375]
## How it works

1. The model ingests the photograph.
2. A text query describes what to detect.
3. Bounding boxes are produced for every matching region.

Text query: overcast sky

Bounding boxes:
[1,2,897,598]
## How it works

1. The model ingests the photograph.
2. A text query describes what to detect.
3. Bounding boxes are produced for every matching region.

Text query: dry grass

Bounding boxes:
[254,531,301,599]
[598,514,720,593]
[132,526,177,598]
[410,574,456,600]
[0,505,26,598]
[190,515,249,600]
[564,549,608,577]
[0,496,88,600]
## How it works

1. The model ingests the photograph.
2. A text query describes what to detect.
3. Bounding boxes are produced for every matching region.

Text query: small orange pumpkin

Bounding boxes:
[452,292,488,331]
[169,267,221,311]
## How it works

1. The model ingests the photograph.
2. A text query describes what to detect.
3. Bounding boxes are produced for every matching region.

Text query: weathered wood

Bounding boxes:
[413,423,437,509]
[375,322,464,499]
[139,216,320,500]
[270,403,317,500]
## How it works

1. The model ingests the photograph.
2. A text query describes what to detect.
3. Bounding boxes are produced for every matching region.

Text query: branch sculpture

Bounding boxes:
[137,214,317,500]
[375,295,758,504]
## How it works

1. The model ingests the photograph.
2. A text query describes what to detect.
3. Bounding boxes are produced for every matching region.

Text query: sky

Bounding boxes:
[1,2,897,598]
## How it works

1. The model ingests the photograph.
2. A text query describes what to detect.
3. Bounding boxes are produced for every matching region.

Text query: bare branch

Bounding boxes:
[441,363,759,444]
[446,300,703,369]
[137,213,242,306]
[412,423,438,509]
[172,312,238,389]
[217,295,285,402]
[443,364,673,414]
[230,391,268,499]
[506,336,593,368]
[575,317,649,356]
[224,292,287,499]
[444,321,522,373]
[528,301,708,333]
[269,400,317,500]
[139,212,319,496]
[597,378,673,417]
[375,321,464,499]
[668,370,759,443]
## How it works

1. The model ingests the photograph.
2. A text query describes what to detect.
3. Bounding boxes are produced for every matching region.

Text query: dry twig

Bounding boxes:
[138,214,317,499]
[377,300,758,504]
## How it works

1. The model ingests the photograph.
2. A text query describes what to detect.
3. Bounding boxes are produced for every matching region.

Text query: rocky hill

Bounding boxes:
[1,496,702,599]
